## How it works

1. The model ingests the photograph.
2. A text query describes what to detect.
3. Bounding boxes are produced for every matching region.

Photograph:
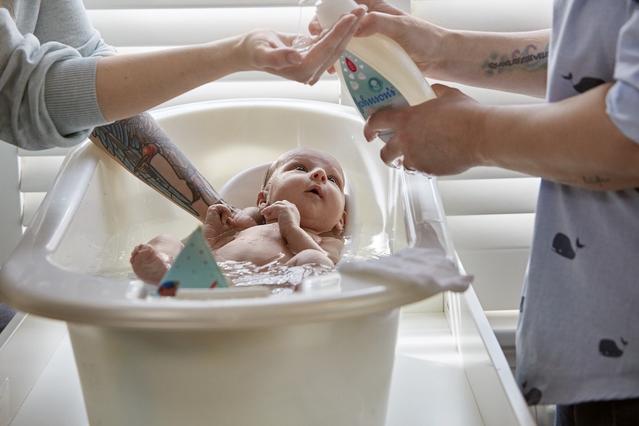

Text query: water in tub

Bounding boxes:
[127,146,390,299]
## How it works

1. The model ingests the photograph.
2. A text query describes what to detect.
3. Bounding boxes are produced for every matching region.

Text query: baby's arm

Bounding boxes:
[318,236,344,265]
[286,236,344,268]
[262,201,335,266]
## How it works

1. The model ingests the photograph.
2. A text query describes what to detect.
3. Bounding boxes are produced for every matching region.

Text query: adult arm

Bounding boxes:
[95,10,365,122]
[90,114,224,221]
[0,3,115,149]
[365,82,639,191]
[482,82,639,190]
[1,3,364,149]
[313,0,550,98]
[482,9,639,190]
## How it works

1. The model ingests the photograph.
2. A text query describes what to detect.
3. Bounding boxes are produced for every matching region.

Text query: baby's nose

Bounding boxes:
[311,168,327,183]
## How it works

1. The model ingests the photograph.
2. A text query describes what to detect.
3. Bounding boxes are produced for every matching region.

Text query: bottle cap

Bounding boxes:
[316,0,359,29]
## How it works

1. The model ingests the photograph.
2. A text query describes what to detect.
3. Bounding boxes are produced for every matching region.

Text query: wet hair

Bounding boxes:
[261,159,281,190]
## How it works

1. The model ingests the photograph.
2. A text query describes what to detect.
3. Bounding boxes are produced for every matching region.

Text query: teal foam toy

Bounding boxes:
[158,226,229,296]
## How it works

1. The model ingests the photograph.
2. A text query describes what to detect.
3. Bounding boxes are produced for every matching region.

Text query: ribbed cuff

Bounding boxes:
[44,56,109,136]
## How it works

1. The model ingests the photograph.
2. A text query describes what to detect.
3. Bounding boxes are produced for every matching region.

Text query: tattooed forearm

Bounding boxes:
[90,113,224,222]
[482,44,549,76]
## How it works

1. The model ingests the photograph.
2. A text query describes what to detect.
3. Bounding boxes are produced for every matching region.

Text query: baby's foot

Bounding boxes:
[130,244,171,284]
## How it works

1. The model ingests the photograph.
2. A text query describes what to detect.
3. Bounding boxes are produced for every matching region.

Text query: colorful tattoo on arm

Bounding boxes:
[482,43,549,77]
[90,113,224,222]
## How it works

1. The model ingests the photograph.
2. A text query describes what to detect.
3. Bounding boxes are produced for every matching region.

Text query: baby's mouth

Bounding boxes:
[305,187,323,198]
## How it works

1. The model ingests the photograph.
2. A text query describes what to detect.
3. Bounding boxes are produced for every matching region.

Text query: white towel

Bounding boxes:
[338,247,472,297]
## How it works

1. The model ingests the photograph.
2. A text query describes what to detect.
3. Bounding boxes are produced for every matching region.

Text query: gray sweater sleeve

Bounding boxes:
[0,5,115,150]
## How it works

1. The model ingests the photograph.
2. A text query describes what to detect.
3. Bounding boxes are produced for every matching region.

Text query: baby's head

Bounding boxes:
[258,148,346,235]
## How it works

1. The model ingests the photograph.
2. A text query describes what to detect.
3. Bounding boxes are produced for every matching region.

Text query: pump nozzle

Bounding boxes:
[316,0,359,29]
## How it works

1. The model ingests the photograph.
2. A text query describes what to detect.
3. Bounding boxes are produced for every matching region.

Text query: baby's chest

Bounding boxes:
[221,224,290,261]
[234,224,284,244]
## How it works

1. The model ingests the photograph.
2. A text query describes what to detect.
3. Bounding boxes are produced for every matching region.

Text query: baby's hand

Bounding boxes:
[203,204,235,243]
[230,207,259,230]
[261,201,301,233]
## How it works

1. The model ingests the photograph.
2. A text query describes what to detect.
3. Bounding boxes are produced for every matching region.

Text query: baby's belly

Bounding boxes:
[214,224,292,266]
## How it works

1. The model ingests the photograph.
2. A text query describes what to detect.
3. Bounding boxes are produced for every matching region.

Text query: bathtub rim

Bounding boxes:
[0,98,456,330]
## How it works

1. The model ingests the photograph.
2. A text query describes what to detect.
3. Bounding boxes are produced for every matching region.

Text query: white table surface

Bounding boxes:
[2,312,485,426]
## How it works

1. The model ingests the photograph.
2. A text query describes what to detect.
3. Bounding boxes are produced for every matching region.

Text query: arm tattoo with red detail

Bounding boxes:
[90,113,226,222]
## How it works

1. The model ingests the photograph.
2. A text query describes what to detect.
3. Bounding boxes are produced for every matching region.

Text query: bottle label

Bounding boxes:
[339,51,409,120]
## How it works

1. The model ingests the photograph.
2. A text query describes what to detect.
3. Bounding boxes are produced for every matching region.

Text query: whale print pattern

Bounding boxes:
[516,0,639,406]
[552,233,585,260]
[562,73,606,93]
[599,338,629,358]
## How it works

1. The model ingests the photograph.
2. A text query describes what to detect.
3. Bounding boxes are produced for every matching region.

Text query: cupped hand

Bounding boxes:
[261,200,301,232]
[363,84,489,176]
[241,6,365,85]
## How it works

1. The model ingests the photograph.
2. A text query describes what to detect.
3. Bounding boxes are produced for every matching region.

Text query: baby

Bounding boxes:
[130,148,347,284]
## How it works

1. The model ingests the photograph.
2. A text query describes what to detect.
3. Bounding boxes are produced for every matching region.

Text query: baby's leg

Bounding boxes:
[130,235,184,284]
[286,249,334,268]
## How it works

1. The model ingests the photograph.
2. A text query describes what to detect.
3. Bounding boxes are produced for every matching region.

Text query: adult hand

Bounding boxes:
[241,6,365,85]
[309,0,444,76]
[363,84,488,176]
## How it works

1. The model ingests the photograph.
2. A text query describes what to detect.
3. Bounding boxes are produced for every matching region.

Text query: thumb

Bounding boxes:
[355,12,403,38]
[258,46,302,69]
[308,16,323,36]
[430,83,455,97]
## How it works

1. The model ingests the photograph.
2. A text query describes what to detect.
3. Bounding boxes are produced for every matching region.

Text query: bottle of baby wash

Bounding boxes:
[316,0,436,141]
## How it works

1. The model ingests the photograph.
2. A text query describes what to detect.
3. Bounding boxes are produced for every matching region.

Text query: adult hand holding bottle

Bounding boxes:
[309,0,559,178]
[309,0,444,80]
[350,1,488,175]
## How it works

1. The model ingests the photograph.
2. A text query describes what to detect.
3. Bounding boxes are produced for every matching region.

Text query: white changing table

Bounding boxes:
[0,293,534,426]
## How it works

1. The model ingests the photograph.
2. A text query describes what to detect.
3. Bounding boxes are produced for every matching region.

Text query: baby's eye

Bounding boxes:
[328,175,338,184]
[295,165,307,172]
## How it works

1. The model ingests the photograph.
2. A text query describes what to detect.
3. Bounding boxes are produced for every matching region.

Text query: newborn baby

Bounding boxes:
[130,148,347,284]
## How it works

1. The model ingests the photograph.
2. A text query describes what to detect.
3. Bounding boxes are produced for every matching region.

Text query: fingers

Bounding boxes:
[355,0,404,16]
[264,47,303,69]
[364,107,403,141]
[304,7,366,84]
[254,33,303,70]
[431,83,460,98]
[261,200,297,221]
[401,156,420,173]
[205,204,232,228]
[261,202,282,220]
[379,136,404,166]
[430,83,454,98]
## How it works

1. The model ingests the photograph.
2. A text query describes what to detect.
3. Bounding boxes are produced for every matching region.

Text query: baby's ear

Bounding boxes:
[257,190,268,208]
[332,209,347,236]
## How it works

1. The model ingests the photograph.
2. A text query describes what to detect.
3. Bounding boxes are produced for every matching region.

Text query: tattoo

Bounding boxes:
[482,44,549,77]
[90,113,223,221]
[582,175,611,187]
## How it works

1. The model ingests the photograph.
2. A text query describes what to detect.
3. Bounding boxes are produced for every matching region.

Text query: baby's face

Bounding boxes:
[263,148,346,234]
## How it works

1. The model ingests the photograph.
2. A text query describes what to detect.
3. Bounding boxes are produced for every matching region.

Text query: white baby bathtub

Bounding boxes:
[0,99,457,426]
